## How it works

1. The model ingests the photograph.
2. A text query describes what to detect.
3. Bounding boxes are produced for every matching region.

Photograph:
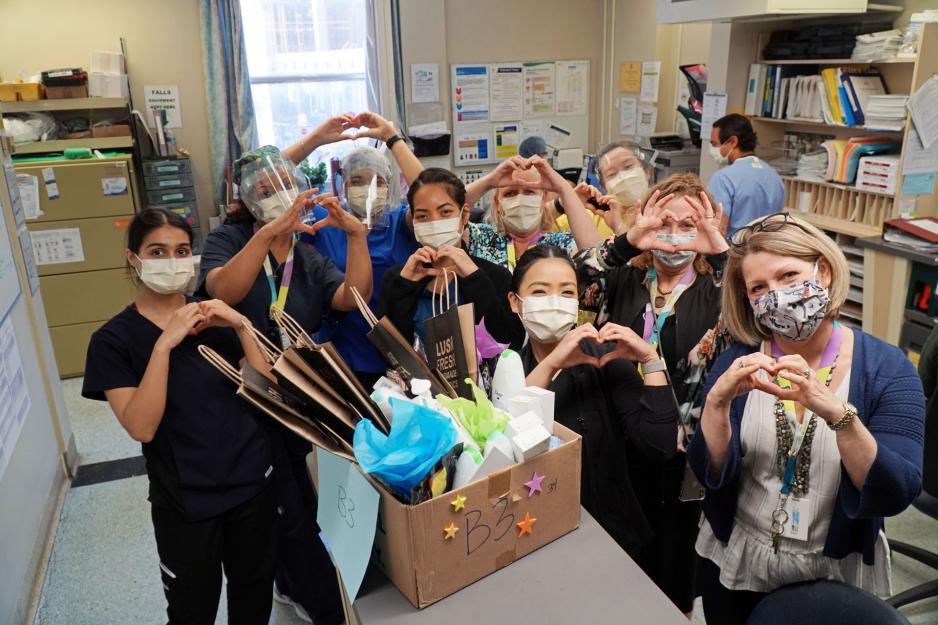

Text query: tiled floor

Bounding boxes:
[32,378,938,624]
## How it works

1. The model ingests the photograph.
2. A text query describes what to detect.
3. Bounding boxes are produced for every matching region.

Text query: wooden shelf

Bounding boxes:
[751,117,904,133]
[13,136,133,155]
[791,211,881,238]
[0,98,128,113]
[756,58,915,66]
[780,175,894,198]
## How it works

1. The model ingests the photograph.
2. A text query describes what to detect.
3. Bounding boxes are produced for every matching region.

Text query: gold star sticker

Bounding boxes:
[516,512,537,538]
[450,494,467,512]
[443,522,459,540]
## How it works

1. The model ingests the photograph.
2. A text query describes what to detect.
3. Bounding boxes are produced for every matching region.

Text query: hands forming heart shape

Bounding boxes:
[550,323,659,370]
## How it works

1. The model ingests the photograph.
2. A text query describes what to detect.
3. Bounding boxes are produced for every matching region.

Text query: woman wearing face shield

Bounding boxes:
[377,168,525,353]
[570,173,730,616]
[300,112,423,389]
[462,155,603,270]
[689,213,924,625]
[198,143,371,625]
[509,244,677,556]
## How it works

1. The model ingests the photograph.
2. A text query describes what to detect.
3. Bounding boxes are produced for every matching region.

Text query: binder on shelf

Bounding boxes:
[884,217,938,244]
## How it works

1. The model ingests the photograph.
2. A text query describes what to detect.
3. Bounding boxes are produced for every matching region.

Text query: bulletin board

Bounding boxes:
[450,60,590,168]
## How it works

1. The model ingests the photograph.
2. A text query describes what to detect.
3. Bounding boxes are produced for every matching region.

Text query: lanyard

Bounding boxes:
[506,232,543,270]
[771,321,842,494]
[254,225,297,313]
[641,265,696,349]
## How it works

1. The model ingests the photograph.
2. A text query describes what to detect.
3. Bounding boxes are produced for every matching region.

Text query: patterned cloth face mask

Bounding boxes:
[750,264,830,341]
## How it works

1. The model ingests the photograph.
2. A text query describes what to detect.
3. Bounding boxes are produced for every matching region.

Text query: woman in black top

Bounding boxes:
[572,173,730,615]
[510,244,678,555]
[377,168,525,352]
[83,209,276,625]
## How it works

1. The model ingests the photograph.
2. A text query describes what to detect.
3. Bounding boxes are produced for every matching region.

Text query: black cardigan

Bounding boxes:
[521,343,678,555]
[376,254,525,351]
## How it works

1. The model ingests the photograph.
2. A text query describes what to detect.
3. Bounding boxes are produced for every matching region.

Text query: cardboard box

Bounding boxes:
[370,422,582,608]
[0,82,42,101]
[91,124,131,138]
[45,84,89,99]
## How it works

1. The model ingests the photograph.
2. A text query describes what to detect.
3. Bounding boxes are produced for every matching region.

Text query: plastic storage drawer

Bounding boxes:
[150,201,198,227]
[144,173,194,190]
[147,187,196,205]
[142,159,192,176]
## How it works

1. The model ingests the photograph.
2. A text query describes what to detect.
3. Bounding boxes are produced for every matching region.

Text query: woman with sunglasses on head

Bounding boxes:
[377,167,525,353]
[83,209,277,624]
[461,155,603,270]
[511,244,678,555]
[568,173,730,616]
[689,213,925,625]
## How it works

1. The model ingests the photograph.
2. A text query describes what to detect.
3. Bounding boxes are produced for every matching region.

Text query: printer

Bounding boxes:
[639,134,701,183]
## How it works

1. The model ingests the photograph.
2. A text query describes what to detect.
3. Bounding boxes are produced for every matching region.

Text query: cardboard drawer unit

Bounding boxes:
[16,155,139,377]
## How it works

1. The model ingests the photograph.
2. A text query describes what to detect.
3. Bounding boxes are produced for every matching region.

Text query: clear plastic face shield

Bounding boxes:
[341,147,394,230]
[239,154,312,224]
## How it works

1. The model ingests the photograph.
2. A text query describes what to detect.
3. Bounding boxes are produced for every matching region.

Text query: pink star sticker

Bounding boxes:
[524,471,545,497]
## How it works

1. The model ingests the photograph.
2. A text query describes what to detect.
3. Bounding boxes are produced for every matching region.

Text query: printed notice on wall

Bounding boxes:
[619,96,638,136]
[455,129,491,165]
[555,60,588,116]
[700,92,728,145]
[494,124,520,159]
[15,175,41,220]
[452,65,490,123]
[640,61,661,103]
[0,312,32,482]
[411,63,440,104]
[523,61,556,118]
[489,64,524,122]
[144,85,182,129]
[30,228,85,266]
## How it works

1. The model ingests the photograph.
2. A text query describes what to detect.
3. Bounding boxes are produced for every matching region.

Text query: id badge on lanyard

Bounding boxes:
[262,240,296,351]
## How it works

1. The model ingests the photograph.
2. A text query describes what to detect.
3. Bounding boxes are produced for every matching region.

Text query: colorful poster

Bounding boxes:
[523,62,556,118]
[455,129,491,165]
[489,64,524,122]
[452,65,490,123]
[494,124,520,159]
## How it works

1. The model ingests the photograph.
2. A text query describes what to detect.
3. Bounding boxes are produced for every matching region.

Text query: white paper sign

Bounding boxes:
[640,61,661,103]
[144,85,182,129]
[545,123,572,149]
[15,175,41,221]
[0,313,31,482]
[489,63,524,122]
[555,60,589,116]
[452,65,490,123]
[637,104,658,136]
[619,96,638,136]
[523,62,556,118]
[700,92,728,144]
[30,228,85,266]
[411,63,440,104]
[41,167,59,200]
[902,130,938,176]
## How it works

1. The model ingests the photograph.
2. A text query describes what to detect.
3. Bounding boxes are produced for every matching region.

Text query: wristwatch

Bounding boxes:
[829,401,858,431]
[385,134,404,150]
[642,359,667,374]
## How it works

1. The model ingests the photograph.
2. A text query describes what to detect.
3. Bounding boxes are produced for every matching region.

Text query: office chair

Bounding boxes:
[886,388,938,608]
[747,579,910,625]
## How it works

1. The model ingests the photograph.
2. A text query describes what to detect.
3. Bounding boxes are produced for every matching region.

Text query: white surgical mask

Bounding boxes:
[414,216,462,250]
[500,194,543,234]
[604,167,648,208]
[251,196,289,223]
[709,144,729,167]
[519,294,579,343]
[134,255,195,294]
[651,233,697,269]
[347,184,389,219]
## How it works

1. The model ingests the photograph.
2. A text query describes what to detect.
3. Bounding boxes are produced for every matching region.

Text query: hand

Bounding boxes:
[589,194,627,233]
[400,247,440,282]
[677,192,728,256]
[435,244,479,278]
[574,183,602,207]
[193,299,247,332]
[306,193,367,238]
[155,303,205,352]
[310,114,356,145]
[543,324,602,370]
[485,156,529,190]
[260,188,321,238]
[756,354,844,424]
[625,189,680,251]
[596,323,659,367]
[521,155,569,193]
[352,112,397,142]
[707,352,778,407]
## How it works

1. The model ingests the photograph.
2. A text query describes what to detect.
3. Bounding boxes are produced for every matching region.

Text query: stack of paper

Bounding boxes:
[797,150,829,181]
[864,95,908,131]
[821,136,901,184]
[851,29,902,62]
[856,154,900,195]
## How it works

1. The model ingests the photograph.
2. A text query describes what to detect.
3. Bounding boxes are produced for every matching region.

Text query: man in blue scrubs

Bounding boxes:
[707,114,785,238]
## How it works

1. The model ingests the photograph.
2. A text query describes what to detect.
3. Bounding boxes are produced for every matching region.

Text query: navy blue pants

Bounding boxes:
[266,424,344,625]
